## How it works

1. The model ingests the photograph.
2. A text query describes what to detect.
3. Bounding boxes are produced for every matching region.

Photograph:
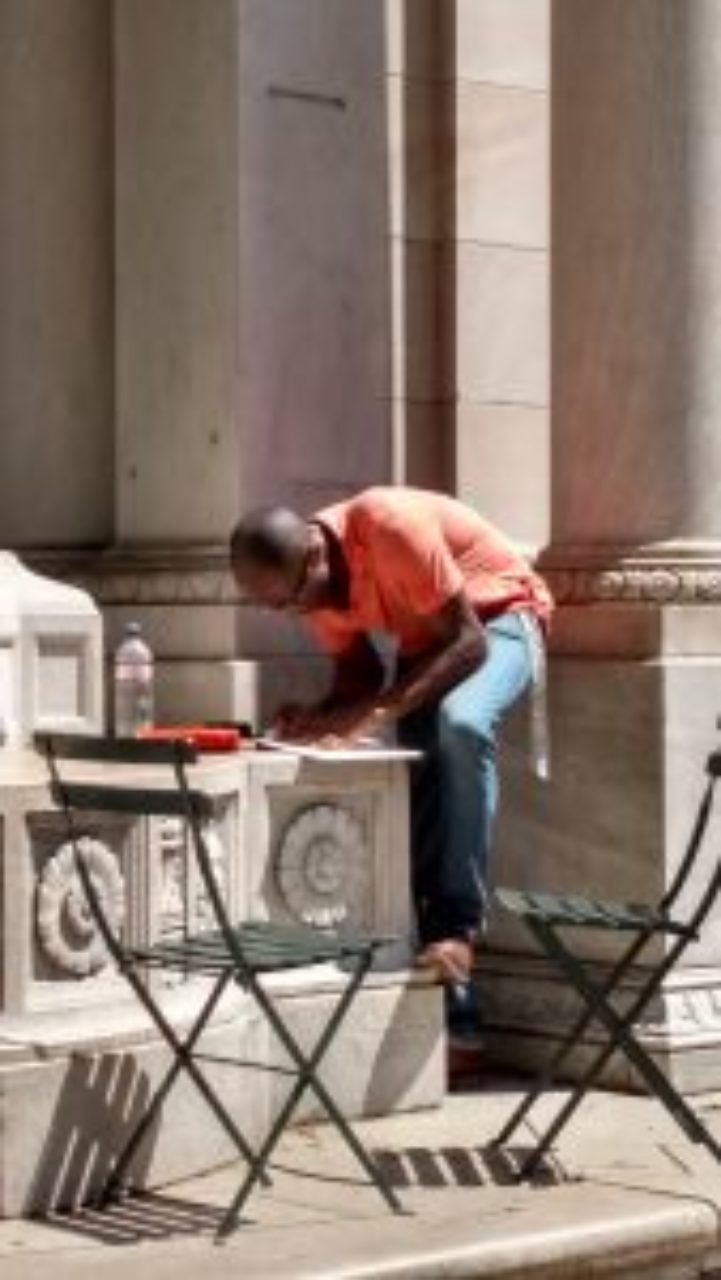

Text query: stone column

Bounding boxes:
[451,0,550,548]
[481,0,721,1090]
[0,0,114,548]
[94,0,395,723]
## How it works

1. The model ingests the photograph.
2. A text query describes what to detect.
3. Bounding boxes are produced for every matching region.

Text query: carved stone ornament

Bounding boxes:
[28,547,237,608]
[159,816,227,937]
[36,838,125,977]
[194,825,228,930]
[541,544,721,606]
[275,803,369,928]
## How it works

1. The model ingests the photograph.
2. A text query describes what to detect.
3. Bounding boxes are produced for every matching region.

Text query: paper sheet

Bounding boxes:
[255,736,420,762]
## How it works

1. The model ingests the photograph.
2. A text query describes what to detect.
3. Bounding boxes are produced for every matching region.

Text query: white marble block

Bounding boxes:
[0,552,103,746]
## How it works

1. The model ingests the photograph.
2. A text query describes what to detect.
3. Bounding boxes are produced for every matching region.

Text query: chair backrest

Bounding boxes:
[36,732,213,824]
[660,751,721,927]
[35,731,198,766]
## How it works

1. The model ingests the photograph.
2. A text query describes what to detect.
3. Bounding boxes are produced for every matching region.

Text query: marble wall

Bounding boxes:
[116,0,394,548]
[0,0,552,708]
[451,0,551,548]
[0,0,114,548]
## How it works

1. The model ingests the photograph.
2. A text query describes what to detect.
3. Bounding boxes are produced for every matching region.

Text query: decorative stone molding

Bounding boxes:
[195,825,229,931]
[478,954,721,1056]
[28,547,238,608]
[640,985,721,1043]
[36,838,125,977]
[159,815,228,937]
[27,541,721,611]
[274,803,369,928]
[540,543,721,606]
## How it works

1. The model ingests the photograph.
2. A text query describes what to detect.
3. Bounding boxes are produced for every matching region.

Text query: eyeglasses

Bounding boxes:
[278,546,313,612]
[234,544,316,612]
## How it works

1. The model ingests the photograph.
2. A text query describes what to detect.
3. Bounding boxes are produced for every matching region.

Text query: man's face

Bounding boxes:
[232,525,330,613]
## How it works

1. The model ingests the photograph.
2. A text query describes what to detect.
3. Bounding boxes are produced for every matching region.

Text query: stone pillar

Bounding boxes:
[481,0,721,1091]
[451,0,550,547]
[99,0,395,723]
[0,0,114,549]
[386,0,551,530]
[384,0,452,491]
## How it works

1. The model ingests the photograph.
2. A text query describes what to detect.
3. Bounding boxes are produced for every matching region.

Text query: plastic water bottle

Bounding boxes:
[113,622,154,737]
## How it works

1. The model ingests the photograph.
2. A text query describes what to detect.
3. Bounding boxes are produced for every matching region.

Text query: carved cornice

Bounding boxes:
[26,541,721,610]
[540,542,721,606]
[27,547,239,607]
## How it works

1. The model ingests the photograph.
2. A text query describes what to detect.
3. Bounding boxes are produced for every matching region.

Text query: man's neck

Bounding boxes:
[315,521,351,610]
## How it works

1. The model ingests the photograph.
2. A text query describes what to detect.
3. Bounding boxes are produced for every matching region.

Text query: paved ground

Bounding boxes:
[3,1073,721,1279]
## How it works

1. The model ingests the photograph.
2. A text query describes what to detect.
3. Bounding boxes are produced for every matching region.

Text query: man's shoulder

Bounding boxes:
[317,486,477,546]
[316,487,406,536]
[345,486,450,525]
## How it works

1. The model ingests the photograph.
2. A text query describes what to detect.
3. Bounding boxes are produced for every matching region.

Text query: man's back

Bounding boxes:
[307,486,552,655]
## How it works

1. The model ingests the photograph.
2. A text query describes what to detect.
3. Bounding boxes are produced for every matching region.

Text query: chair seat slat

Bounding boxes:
[495,886,690,934]
[133,922,384,972]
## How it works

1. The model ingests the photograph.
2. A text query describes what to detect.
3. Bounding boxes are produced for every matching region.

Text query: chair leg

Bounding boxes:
[216,955,404,1239]
[517,922,721,1179]
[103,967,269,1203]
[493,928,651,1149]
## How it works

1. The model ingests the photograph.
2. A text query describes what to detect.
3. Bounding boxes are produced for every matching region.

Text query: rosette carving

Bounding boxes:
[36,838,125,977]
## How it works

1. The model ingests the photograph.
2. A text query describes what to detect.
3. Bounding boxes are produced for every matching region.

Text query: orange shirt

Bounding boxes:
[305,487,553,657]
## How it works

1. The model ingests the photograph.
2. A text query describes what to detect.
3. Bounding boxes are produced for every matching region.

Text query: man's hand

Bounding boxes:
[271,699,387,744]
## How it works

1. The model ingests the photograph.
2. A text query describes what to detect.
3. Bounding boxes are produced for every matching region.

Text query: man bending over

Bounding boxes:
[230,487,552,1030]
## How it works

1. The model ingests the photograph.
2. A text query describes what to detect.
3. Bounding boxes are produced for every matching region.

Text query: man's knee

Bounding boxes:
[437,697,495,752]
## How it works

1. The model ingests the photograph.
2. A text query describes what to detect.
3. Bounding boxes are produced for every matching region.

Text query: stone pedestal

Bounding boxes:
[0,554,103,746]
[0,748,442,1217]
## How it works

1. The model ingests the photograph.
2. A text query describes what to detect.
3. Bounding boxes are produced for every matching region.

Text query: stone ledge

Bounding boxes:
[0,973,443,1217]
[1,1166,718,1280]
[276,1192,718,1280]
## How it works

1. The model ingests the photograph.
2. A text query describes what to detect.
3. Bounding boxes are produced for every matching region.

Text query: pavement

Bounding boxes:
[2,1071,721,1280]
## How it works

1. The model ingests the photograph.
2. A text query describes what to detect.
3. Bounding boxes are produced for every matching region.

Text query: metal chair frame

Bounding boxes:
[37,732,404,1237]
[492,748,721,1180]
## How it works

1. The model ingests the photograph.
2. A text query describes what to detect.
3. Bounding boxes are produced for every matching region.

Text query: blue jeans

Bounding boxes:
[397,612,535,946]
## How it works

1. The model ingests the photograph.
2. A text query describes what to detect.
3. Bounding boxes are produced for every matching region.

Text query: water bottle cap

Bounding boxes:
[124,621,142,637]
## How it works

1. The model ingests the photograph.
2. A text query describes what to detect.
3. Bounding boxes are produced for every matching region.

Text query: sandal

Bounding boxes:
[416,937,474,985]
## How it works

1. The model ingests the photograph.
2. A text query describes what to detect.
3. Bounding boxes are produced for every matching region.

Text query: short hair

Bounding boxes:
[229,506,309,573]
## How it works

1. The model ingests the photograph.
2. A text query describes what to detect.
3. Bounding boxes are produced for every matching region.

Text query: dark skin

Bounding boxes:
[232,522,488,744]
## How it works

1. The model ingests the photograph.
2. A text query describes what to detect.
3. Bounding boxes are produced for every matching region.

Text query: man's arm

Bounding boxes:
[271,634,385,741]
[274,593,486,742]
[378,591,486,723]
[324,634,387,707]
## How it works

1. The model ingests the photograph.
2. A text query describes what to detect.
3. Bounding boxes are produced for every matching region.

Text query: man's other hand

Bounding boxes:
[271,700,385,744]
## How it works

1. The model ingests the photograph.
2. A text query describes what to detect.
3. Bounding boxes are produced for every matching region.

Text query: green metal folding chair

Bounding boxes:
[37,732,404,1237]
[492,747,721,1180]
